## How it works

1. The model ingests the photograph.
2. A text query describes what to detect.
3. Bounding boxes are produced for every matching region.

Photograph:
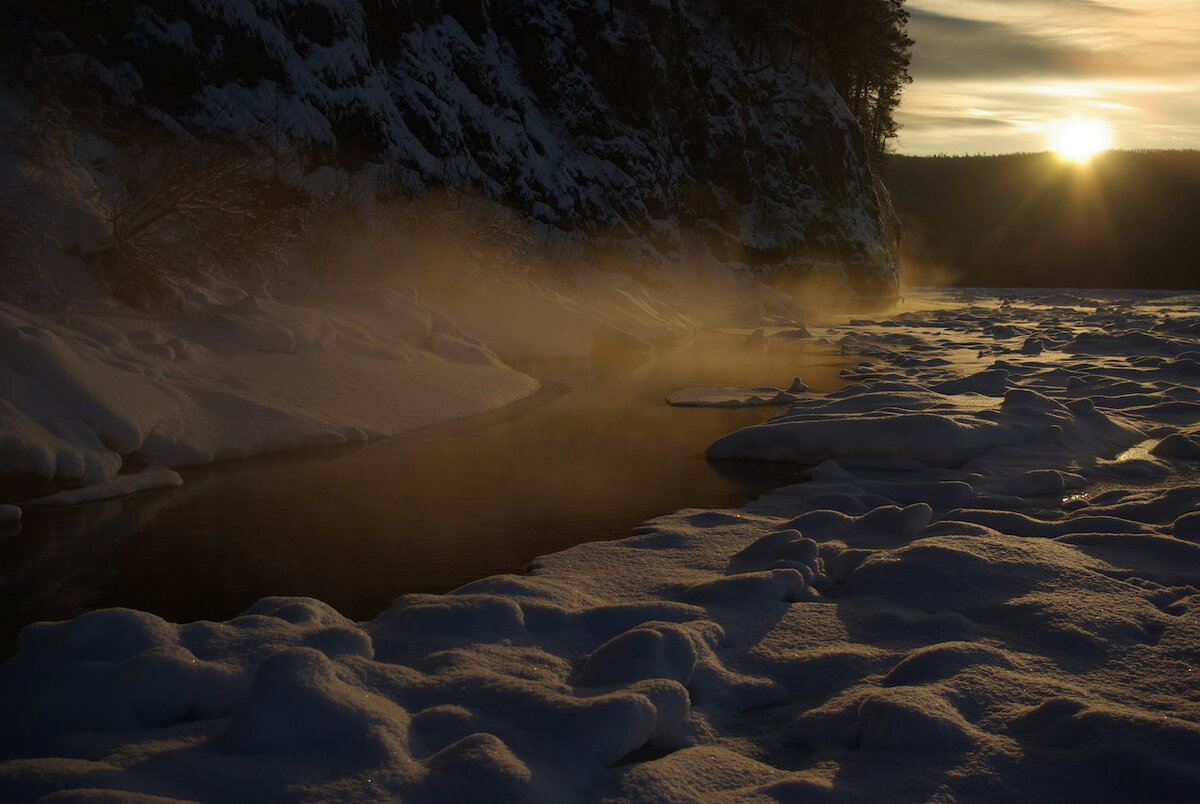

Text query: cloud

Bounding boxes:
[987,0,1136,12]
[907,10,1114,79]
[909,0,1200,80]
[901,113,1024,132]
[896,0,1200,153]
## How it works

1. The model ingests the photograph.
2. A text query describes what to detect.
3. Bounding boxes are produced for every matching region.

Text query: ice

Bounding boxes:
[708,384,1143,468]
[666,387,802,408]
[666,377,810,408]
[23,469,183,507]
[3,289,1200,802]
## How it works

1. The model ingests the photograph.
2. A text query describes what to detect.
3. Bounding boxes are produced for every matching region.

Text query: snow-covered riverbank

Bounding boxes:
[0,286,539,504]
[0,264,723,506]
[2,289,1199,803]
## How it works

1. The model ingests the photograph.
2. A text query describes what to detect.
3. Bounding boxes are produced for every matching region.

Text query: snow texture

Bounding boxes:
[0,288,539,499]
[3,289,1200,802]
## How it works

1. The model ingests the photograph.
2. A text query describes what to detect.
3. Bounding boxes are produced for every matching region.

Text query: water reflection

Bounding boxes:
[1,333,846,654]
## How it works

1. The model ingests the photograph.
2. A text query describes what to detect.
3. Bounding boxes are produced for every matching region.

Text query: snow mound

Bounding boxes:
[709,383,1141,468]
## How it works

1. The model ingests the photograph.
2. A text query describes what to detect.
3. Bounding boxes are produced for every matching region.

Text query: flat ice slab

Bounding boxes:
[667,377,810,407]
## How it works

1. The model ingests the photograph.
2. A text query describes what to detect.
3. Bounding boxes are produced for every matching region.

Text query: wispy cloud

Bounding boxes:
[908,10,1116,80]
[896,0,1200,153]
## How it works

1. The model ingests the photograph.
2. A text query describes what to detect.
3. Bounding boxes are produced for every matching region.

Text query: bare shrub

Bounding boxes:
[297,170,379,284]
[0,194,29,264]
[0,191,39,302]
[298,185,551,290]
[90,141,304,309]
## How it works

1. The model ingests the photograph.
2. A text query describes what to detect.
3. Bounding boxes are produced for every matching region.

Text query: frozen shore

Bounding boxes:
[0,285,539,503]
[2,289,1200,803]
[0,263,717,505]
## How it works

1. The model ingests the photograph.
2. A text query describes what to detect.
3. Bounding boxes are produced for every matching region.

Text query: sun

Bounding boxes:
[1050,118,1113,163]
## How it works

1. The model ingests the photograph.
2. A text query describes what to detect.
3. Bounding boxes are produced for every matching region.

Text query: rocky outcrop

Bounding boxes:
[11,0,898,296]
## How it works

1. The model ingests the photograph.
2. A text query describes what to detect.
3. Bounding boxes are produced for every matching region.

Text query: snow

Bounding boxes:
[0,253,745,501]
[666,377,808,408]
[22,469,183,507]
[708,382,1142,467]
[3,289,1200,802]
[0,287,540,498]
[0,89,797,502]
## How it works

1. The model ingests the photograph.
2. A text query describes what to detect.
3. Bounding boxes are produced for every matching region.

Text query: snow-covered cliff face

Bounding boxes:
[13,0,898,296]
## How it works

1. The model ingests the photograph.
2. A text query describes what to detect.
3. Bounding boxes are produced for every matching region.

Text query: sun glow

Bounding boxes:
[1050,118,1113,163]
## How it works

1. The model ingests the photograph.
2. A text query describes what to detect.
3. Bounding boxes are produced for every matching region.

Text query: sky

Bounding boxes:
[894,0,1200,155]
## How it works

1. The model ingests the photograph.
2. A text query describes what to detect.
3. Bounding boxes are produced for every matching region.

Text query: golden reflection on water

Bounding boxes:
[2,334,847,644]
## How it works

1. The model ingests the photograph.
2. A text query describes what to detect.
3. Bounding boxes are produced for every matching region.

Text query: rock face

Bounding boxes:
[14,0,898,296]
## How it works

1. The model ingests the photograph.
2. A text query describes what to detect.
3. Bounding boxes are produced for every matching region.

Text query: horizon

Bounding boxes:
[896,0,1200,156]
[891,146,1200,159]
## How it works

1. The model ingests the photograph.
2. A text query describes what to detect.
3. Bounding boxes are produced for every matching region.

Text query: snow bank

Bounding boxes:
[0,287,539,500]
[708,382,1142,468]
[0,244,744,501]
[2,290,1200,802]
[22,469,183,507]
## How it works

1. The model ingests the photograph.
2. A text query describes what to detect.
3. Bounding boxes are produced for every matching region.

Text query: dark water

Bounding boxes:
[0,334,846,654]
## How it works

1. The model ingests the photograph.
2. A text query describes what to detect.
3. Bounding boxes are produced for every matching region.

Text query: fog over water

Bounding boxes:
[0,334,848,655]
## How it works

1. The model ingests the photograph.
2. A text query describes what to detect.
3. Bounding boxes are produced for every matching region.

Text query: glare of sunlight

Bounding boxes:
[1050,118,1113,163]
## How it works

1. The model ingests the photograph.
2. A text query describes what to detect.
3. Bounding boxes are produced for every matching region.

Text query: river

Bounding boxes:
[0,332,847,655]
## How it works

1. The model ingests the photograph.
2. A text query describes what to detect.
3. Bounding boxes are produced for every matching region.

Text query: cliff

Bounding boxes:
[7,0,898,296]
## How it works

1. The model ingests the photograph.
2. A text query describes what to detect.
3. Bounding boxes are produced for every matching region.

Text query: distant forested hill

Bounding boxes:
[886,151,1200,289]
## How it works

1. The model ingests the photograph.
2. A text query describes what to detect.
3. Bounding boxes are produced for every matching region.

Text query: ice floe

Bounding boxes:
[666,378,808,408]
